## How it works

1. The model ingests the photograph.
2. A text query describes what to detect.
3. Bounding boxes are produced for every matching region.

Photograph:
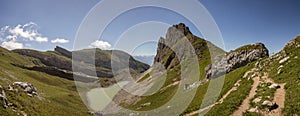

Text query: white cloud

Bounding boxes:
[89,40,111,49]
[1,40,23,50]
[9,24,37,41]
[23,22,37,28]
[0,22,71,50]
[51,38,69,44]
[0,22,48,43]
[36,36,48,42]
[6,35,17,40]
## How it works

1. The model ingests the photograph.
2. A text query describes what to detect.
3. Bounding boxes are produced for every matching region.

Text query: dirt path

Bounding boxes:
[184,69,257,116]
[232,76,260,116]
[269,83,286,116]
[184,79,242,116]
[262,77,286,116]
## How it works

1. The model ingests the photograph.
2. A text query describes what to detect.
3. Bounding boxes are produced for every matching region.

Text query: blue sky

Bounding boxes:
[0,0,300,55]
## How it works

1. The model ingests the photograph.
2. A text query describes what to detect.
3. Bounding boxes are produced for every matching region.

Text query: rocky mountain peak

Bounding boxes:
[172,23,192,35]
[154,23,222,69]
[154,23,196,69]
[165,23,192,46]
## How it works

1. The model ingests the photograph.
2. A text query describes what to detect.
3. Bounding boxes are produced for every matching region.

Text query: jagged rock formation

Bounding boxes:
[154,23,223,69]
[154,23,192,69]
[205,43,269,79]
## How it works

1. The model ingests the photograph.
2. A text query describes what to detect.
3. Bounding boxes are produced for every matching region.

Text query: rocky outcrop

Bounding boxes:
[13,82,38,97]
[12,64,98,83]
[0,85,9,108]
[54,46,72,58]
[205,43,269,79]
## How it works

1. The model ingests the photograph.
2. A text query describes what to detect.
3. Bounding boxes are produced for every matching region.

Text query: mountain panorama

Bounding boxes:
[0,23,300,115]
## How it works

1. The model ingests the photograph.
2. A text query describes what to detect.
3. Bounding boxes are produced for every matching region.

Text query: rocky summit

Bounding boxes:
[154,23,223,69]
[154,23,193,69]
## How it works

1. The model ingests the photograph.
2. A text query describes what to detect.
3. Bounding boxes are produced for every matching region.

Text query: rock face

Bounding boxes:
[154,23,218,69]
[205,43,269,79]
[154,23,193,69]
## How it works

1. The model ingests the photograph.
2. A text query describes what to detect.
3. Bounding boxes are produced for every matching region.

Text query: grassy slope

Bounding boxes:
[0,47,90,115]
[121,36,214,112]
[125,36,256,115]
[126,40,247,113]
[126,58,253,115]
[204,64,253,116]
[265,36,300,115]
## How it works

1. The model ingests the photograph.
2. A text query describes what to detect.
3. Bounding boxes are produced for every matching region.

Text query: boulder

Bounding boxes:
[234,83,240,87]
[7,84,14,91]
[262,100,274,106]
[252,97,262,104]
[248,106,259,113]
[279,56,290,64]
[262,100,279,111]
[269,83,280,89]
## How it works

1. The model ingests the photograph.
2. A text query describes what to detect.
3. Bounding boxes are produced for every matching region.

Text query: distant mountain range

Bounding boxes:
[133,55,155,66]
